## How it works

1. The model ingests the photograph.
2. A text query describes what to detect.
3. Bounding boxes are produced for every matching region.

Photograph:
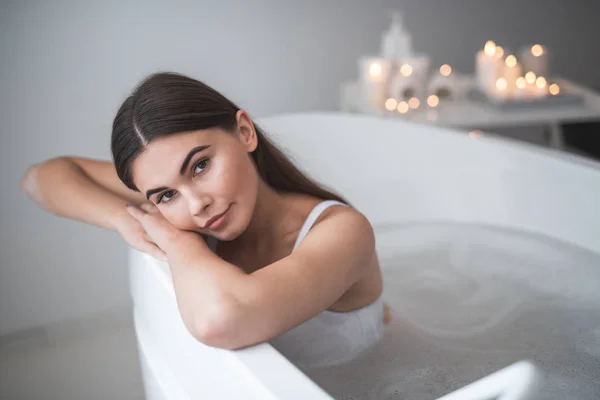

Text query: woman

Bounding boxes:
[20,72,391,368]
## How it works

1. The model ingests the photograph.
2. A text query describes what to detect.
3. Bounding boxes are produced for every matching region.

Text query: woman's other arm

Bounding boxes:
[20,156,145,231]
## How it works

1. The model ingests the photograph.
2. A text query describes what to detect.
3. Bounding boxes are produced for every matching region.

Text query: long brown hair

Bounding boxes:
[111,72,346,203]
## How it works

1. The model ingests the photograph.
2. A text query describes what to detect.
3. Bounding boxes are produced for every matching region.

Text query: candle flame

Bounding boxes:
[408,97,420,109]
[496,77,508,90]
[505,55,517,68]
[397,101,409,114]
[400,64,413,77]
[484,40,496,56]
[549,83,560,95]
[531,44,544,57]
[439,64,452,76]
[516,77,527,89]
[385,98,398,111]
[369,62,382,77]
[427,94,440,107]
[525,71,537,84]
[536,76,547,88]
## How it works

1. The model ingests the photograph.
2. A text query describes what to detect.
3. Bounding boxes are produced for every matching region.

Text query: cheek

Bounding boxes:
[212,152,257,199]
[160,206,196,231]
[233,154,258,199]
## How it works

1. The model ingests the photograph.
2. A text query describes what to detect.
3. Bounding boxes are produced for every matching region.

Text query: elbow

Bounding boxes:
[20,164,41,200]
[191,318,233,349]
[20,157,70,202]
[188,297,246,350]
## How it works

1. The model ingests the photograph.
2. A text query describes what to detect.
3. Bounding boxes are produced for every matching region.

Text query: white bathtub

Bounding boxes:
[129,113,600,399]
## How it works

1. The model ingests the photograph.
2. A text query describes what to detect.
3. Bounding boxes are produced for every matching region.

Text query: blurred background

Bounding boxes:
[1,1,599,398]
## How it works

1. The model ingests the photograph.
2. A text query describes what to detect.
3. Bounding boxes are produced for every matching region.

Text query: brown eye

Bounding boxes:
[193,158,210,176]
[157,190,176,204]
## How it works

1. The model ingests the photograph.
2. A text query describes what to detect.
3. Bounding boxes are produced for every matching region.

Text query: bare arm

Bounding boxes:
[20,156,146,231]
[130,204,375,349]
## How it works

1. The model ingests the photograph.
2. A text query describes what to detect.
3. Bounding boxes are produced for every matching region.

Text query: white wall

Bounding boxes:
[1,0,598,336]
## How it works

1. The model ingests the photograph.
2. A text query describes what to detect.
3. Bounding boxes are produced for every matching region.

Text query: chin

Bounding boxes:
[215,226,244,242]
[208,203,252,242]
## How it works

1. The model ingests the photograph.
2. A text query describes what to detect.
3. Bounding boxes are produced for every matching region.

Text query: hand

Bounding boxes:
[124,203,199,259]
[114,205,167,262]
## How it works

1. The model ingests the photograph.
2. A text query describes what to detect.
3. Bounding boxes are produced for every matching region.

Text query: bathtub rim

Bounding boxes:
[129,248,334,400]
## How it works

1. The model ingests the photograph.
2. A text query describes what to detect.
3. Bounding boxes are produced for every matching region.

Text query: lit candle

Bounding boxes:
[513,76,528,100]
[439,64,452,77]
[359,57,392,114]
[476,40,502,97]
[520,44,549,77]
[385,98,398,112]
[533,76,548,98]
[427,94,440,108]
[408,97,420,109]
[503,55,522,98]
[397,101,410,114]
[525,71,537,85]
[489,77,509,102]
[549,83,560,96]
[400,63,413,77]
[390,55,430,103]
[427,63,457,102]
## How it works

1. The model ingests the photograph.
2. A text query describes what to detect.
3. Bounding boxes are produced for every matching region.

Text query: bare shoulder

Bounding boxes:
[299,203,376,262]
[317,203,374,236]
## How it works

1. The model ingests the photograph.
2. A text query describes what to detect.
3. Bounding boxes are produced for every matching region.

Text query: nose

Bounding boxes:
[187,194,211,217]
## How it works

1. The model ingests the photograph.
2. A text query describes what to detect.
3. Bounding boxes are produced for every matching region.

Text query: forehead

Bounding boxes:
[131,128,227,190]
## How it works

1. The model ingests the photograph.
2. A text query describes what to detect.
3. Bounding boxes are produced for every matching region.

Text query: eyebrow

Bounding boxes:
[145,145,211,200]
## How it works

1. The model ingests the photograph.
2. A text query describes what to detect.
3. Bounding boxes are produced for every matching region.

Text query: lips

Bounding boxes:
[202,206,230,230]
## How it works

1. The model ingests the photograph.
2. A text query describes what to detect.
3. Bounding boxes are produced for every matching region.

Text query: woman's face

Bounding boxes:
[131,112,259,241]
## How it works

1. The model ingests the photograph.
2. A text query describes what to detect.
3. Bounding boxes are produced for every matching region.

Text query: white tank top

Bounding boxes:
[269,200,385,369]
[208,200,386,369]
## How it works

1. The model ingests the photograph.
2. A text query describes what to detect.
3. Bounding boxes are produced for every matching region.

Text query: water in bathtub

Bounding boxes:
[296,222,600,400]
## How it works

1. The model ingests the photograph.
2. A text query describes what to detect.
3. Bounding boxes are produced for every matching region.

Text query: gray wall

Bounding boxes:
[1,0,598,336]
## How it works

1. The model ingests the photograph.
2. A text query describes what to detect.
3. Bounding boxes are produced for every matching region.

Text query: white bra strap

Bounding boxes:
[292,200,347,251]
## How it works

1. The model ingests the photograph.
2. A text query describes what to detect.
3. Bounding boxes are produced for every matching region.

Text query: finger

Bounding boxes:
[125,204,147,221]
[126,204,158,233]
[139,203,156,213]
[140,241,167,262]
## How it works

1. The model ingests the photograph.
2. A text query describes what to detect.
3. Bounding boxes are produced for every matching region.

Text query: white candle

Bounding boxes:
[428,73,456,101]
[533,76,548,98]
[476,41,502,97]
[503,55,522,97]
[439,64,452,77]
[396,101,410,114]
[384,98,398,113]
[489,77,509,102]
[513,76,528,101]
[520,44,549,77]
[427,94,440,108]
[359,57,392,114]
[549,83,561,96]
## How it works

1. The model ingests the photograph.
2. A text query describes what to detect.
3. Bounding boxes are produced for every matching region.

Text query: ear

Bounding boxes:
[235,110,258,153]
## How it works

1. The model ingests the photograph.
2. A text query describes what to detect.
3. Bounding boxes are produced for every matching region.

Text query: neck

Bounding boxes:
[235,179,296,247]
